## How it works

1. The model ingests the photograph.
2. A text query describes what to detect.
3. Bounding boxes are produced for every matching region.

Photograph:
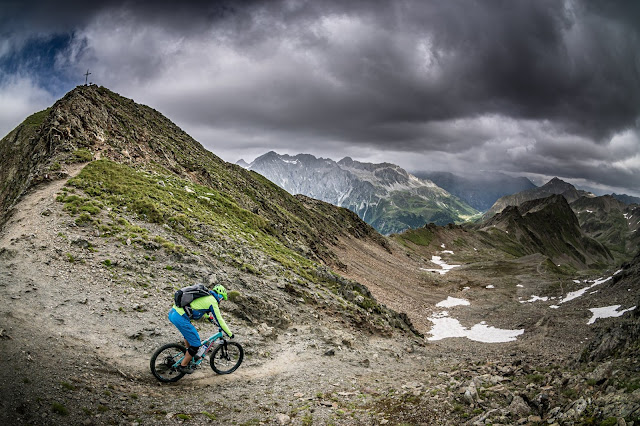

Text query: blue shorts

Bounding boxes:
[168,309,201,347]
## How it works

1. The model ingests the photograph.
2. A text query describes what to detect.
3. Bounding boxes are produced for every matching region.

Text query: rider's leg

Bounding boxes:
[169,309,202,367]
[181,339,191,366]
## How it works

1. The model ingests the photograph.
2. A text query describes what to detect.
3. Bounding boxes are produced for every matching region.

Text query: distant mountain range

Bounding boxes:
[484,177,595,219]
[240,152,479,235]
[611,193,640,205]
[412,171,536,212]
[483,177,640,263]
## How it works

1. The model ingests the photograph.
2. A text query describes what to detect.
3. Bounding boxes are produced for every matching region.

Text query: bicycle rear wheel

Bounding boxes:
[210,341,244,374]
[150,343,187,382]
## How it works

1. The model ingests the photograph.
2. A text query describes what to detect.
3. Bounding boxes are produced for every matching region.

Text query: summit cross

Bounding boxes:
[84,69,91,85]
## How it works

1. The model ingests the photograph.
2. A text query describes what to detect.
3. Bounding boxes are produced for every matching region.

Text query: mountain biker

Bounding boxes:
[168,284,233,374]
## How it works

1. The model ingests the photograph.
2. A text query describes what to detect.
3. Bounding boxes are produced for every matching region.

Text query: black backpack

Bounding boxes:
[174,284,210,318]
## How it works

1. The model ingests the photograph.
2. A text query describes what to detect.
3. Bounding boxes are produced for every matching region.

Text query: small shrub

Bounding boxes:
[50,162,61,171]
[103,259,112,267]
[228,290,241,302]
[201,411,217,420]
[176,414,191,420]
[60,381,75,391]
[52,402,69,416]
[525,373,545,384]
[302,413,313,426]
[70,148,93,163]
[75,212,93,225]
[66,253,75,263]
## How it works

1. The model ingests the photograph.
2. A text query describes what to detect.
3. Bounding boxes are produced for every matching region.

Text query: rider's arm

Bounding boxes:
[210,300,233,337]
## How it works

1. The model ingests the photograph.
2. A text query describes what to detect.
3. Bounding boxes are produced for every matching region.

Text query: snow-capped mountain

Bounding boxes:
[242,152,479,235]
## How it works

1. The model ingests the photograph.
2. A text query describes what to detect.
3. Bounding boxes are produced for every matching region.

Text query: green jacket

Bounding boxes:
[173,295,233,337]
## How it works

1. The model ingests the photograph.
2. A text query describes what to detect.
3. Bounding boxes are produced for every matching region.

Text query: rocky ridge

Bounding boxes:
[485,177,594,219]
[479,194,613,270]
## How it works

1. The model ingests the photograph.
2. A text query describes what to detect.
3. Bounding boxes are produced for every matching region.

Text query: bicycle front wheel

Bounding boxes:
[150,343,187,382]
[210,341,244,374]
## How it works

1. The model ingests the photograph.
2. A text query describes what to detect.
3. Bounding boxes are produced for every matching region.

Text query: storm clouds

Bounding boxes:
[1,0,639,195]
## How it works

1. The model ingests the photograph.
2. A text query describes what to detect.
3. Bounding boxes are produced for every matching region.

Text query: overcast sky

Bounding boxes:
[1,0,639,196]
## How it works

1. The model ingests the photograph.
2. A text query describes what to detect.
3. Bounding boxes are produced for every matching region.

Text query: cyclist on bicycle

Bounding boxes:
[168,284,233,374]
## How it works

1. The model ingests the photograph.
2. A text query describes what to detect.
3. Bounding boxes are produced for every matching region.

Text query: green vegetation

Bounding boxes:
[23,108,51,129]
[60,381,75,391]
[301,413,313,425]
[525,374,545,384]
[201,411,217,420]
[394,226,434,247]
[63,160,317,278]
[51,402,69,416]
[56,192,102,217]
[227,290,241,302]
[69,148,93,163]
[176,413,191,420]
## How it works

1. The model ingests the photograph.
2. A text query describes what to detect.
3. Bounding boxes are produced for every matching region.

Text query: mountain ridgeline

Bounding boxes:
[413,170,536,212]
[243,152,479,235]
[0,86,386,263]
[484,177,640,263]
[484,177,594,219]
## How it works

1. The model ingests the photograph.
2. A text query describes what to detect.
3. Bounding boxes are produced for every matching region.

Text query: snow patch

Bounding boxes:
[555,276,613,306]
[427,313,524,343]
[442,250,454,254]
[436,297,470,308]
[587,305,637,325]
[520,295,549,304]
[420,256,461,275]
[486,285,495,289]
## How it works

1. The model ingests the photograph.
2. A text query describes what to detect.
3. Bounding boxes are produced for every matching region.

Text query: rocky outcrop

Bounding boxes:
[479,194,614,268]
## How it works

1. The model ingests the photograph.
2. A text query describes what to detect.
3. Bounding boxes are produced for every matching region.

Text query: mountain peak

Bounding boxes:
[543,177,573,189]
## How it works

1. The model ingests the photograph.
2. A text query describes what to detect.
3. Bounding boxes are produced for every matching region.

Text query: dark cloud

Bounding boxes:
[1,0,639,196]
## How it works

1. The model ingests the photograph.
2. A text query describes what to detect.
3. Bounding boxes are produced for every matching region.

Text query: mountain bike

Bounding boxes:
[150,328,244,382]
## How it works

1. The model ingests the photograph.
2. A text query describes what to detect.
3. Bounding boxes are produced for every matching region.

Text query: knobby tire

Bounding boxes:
[210,341,244,374]
[150,343,187,383]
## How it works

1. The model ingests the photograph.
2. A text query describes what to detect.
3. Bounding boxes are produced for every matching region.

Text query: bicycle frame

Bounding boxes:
[173,328,224,369]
